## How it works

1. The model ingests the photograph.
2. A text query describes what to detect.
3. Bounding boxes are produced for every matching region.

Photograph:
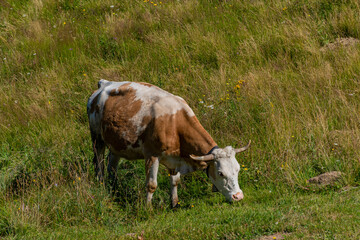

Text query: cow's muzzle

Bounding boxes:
[232,192,244,201]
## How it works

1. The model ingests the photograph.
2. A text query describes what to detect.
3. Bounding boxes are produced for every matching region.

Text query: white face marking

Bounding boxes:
[209,147,242,202]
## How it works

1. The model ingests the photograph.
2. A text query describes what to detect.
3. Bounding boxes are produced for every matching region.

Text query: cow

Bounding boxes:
[87,80,250,207]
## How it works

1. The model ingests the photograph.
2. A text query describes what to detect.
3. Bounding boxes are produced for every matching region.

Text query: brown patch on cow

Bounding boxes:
[177,113,217,156]
[139,109,217,171]
[141,109,216,159]
[101,83,143,152]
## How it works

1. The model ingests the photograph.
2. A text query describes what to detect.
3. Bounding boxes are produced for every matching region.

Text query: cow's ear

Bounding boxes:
[212,184,219,192]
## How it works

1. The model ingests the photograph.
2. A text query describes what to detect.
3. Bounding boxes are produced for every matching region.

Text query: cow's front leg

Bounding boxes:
[145,156,159,206]
[170,171,181,208]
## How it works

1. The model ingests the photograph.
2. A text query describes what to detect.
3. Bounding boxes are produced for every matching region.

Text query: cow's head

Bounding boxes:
[190,141,251,202]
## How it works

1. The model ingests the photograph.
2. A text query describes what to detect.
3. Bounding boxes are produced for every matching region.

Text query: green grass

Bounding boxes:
[1,0,360,238]
[2,187,359,239]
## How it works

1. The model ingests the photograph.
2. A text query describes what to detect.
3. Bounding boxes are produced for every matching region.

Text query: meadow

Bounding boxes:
[0,0,359,239]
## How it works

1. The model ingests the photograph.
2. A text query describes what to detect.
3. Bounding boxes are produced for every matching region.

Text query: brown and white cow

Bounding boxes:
[87,80,250,207]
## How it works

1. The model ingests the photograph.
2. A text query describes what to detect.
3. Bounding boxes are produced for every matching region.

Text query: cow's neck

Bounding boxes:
[179,116,217,157]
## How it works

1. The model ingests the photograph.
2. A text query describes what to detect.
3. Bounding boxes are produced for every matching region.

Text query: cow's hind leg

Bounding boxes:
[169,171,181,208]
[145,156,159,206]
[107,152,120,193]
[91,131,105,182]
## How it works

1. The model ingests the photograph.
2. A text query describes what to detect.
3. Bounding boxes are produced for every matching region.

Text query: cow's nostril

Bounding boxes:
[232,192,244,201]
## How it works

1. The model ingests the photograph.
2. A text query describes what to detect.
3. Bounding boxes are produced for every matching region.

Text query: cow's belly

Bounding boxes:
[111,147,144,160]
[107,139,144,160]
[160,155,197,174]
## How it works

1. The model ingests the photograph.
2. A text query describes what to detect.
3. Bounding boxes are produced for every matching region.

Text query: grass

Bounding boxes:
[1,0,360,239]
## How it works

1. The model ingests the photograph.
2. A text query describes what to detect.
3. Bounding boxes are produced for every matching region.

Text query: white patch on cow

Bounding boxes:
[129,82,195,135]
[209,147,242,202]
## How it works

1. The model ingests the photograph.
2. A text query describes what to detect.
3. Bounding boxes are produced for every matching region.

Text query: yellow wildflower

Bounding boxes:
[244,168,248,171]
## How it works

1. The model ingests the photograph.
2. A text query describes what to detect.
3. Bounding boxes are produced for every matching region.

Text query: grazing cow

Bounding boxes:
[87,80,250,207]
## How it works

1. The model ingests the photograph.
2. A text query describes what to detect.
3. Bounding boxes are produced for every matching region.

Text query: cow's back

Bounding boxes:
[87,80,195,157]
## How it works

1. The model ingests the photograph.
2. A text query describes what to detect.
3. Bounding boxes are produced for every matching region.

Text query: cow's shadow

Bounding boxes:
[106,159,216,209]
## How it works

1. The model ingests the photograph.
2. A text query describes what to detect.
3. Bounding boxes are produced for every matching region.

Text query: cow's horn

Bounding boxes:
[234,140,251,153]
[190,154,215,161]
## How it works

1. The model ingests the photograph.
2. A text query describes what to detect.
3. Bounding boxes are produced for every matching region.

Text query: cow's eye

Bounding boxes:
[218,172,224,177]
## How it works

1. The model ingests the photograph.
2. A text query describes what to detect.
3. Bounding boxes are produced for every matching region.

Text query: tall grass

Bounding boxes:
[1,0,360,238]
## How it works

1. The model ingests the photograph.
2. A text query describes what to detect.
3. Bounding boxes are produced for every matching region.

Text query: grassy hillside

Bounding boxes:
[1,0,359,239]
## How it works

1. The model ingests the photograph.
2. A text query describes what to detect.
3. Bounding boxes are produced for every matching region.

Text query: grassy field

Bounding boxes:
[1,0,360,239]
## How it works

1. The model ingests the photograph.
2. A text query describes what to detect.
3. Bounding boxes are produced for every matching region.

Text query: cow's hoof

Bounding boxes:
[171,202,180,210]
